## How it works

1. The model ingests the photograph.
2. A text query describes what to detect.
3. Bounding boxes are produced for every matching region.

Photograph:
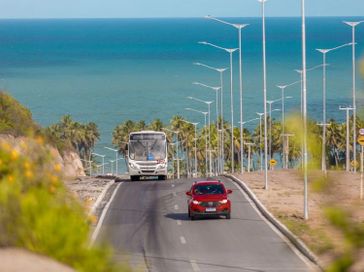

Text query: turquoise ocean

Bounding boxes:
[0,17,363,170]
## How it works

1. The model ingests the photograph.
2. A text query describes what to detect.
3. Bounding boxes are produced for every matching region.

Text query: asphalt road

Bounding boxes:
[96,177,315,272]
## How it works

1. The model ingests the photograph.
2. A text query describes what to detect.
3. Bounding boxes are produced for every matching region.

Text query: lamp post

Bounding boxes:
[257,112,264,172]
[238,117,259,172]
[339,106,354,172]
[104,147,119,176]
[193,81,222,173]
[258,0,269,188]
[244,142,255,172]
[163,128,180,179]
[301,0,309,220]
[181,120,199,177]
[343,21,364,173]
[257,109,281,171]
[267,97,291,163]
[276,81,300,168]
[92,153,105,175]
[205,16,249,175]
[193,62,227,173]
[187,96,213,176]
[185,108,208,176]
[295,63,327,171]
[198,41,238,172]
[316,43,352,173]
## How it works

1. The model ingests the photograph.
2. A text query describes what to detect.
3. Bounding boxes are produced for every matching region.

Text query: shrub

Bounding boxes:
[0,138,130,272]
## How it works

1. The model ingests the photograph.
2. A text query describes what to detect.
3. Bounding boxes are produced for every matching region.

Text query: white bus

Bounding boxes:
[127,131,168,181]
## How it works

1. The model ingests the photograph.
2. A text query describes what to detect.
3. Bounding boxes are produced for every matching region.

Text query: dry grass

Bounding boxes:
[236,169,364,269]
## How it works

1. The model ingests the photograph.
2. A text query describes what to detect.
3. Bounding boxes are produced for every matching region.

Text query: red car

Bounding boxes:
[186,180,232,220]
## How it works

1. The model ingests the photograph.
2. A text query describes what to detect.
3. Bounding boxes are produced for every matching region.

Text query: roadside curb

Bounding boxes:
[225,174,324,271]
[89,179,115,216]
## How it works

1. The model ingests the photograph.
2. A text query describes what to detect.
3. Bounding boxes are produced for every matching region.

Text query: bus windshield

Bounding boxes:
[129,134,166,161]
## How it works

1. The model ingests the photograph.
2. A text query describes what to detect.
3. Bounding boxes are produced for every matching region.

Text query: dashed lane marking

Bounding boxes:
[177,220,182,226]
[174,204,179,210]
[180,236,186,244]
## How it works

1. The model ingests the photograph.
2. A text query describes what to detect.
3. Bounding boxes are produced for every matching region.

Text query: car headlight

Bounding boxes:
[192,200,200,205]
[219,199,228,204]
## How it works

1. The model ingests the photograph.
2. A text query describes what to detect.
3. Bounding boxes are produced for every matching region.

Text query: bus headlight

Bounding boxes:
[129,162,139,169]
[156,163,166,169]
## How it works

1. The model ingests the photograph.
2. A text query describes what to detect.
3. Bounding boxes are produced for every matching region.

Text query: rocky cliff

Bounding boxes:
[0,134,85,178]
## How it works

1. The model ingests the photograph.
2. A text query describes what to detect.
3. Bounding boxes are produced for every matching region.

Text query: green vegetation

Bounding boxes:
[112,114,364,176]
[0,139,129,271]
[44,115,100,159]
[0,92,39,136]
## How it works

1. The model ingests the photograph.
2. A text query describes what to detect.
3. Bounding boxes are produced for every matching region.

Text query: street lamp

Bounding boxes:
[104,147,119,176]
[244,142,255,173]
[92,152,105,175]
[343,21,364,172]
[258,0,269,189]
[276,81,300,168]
[339,106,354,172]
[181,120,199,177]
[187,96,213,175]
[109,160,115,175]
[185,108,208,175]
[301,0,309,220]
[193,81,222,173]
[295,63,328,172]
[257,108,281,172]
[162,128,180,179]
[205,16,249,175]
[193,62,228,172]
[238,117,259,172]
[316,42,352,173]
[198,41,238,172]
[267,97,291,163]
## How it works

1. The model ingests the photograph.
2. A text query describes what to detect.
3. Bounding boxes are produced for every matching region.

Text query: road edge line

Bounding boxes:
[89,179,114,216]
[90,182,122,245]
[225,174,324,271]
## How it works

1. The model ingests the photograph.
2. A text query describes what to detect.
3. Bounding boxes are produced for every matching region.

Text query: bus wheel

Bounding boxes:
[158,175,166,181]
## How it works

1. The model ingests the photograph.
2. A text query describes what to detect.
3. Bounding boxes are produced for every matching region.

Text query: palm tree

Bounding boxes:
[112,120,136,157]
[148,119,164,131]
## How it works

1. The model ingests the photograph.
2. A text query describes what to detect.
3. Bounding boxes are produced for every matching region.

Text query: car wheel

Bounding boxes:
[226,212,231,219]
[158,175,166,181]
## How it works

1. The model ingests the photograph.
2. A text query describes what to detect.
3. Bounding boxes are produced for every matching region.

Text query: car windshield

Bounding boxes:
[193,184,225,195]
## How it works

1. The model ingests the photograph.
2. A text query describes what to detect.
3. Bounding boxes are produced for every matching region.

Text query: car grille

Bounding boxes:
[200,201,220,207]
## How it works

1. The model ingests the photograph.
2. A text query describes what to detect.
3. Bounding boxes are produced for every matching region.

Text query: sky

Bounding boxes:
[0,0,363,19]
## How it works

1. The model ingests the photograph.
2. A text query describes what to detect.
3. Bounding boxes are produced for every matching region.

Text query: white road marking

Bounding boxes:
[190,260,201,272]
[174,204,179,210]
[91,182,122,245]
[230,178,316,270]
[177,220,182,226]
[171,184,175,187]
[180,236,186,244]
[173,192,177,197]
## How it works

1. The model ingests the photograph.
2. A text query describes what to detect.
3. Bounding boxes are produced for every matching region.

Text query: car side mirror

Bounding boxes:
[186,191,192,196]
[227,189,233,194]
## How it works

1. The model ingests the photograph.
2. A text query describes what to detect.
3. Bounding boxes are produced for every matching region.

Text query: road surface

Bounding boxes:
[96,177,315,271]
